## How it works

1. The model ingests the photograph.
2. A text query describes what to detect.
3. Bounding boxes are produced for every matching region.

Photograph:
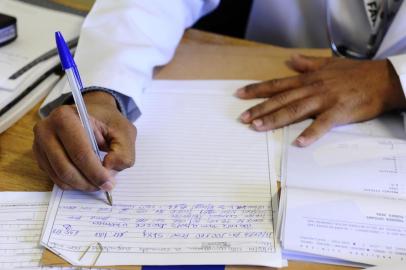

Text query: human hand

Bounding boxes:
[33,91,136,191]
[236,54,406,146]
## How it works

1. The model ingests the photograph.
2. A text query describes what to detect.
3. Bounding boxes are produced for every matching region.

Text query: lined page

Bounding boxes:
[41,80,282,267]
[0,192,109,270]
[0,192,50,269]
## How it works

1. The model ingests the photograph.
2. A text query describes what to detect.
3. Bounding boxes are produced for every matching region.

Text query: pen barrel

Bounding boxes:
[65,68,102,161]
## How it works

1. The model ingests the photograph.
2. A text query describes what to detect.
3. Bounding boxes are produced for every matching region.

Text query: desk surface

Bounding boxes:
[0,1,357,270]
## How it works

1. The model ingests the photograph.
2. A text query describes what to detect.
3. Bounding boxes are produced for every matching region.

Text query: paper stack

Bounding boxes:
[0,0,83,132]
[278,114,406,268]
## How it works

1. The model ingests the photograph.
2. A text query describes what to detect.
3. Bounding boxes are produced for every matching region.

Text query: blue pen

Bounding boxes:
[55,31,113,206]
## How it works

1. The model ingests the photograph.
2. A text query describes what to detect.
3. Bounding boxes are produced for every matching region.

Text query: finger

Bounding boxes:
[32,141,45,171]
[295,112,337,147]
[50,106,115,191]
[92,117,109,151]
[39,132,99,192]
[240,84,317,123]
[33,140,73,190]
[235,75,310,99]
[251,96,323,131]
[103,122,137,171]
[289,54,332,73]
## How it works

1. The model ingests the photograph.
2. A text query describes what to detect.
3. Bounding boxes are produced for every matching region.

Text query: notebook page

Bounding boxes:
[40,80,282,267]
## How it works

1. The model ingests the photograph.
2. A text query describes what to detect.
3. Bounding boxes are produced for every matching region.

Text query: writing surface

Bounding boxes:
[41,81,282,267]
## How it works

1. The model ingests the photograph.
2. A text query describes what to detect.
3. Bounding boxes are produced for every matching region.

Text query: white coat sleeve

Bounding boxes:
[388,54,406,133]
[40,0,219,120]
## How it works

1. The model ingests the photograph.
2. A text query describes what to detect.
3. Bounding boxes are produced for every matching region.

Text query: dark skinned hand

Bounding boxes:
[33,91,136,191]
[236,54,406,146]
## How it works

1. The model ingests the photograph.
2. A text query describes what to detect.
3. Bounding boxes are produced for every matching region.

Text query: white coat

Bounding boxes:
[44,0,406,117]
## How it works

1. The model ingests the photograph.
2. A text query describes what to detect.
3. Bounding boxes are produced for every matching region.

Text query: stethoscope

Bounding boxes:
[326,0,399,59]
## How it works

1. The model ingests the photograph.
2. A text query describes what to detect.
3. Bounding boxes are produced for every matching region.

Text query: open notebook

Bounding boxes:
[40,80,283,267]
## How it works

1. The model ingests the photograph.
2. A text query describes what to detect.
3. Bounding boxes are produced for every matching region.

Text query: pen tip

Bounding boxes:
[106,192,113,206]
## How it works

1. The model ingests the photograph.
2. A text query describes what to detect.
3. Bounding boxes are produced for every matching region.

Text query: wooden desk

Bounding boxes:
[0,2,357,269]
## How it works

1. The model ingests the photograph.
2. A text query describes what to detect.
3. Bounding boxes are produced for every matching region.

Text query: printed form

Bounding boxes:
[41,81,283,267]
[281,116,406,267]
[0,192,104,270]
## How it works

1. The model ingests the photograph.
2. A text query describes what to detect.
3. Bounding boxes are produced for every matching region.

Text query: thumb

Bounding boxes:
[289,54,331,73]
[102,123,137,171]
[103,147,135,171]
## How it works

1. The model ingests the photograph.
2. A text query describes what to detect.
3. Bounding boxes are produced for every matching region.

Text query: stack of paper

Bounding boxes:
[0,0,83,132]
[0,191,112,269]
[279,114,406,268]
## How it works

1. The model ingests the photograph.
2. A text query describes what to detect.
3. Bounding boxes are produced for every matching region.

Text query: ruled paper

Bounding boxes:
[41,80,282,267]
[0,192,50,269]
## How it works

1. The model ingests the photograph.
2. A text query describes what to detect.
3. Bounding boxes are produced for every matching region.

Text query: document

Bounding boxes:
[40,80,282,267]
[280,115,406,267]
[0,192,50,269]
[0,192,112,270]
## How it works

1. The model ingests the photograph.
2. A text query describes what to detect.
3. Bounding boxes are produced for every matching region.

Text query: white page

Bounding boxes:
[0,192,119,270]
[0,56,59,109]
[278,115,406,242]
[0,192,50,269]
[40,80,282,267]
[283,187,406,266]
[283,116,406,199]
[0,0,83,90]
[366,263,406,270]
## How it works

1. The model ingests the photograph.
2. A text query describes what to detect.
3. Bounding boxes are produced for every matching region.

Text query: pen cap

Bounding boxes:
[55,31,75,70]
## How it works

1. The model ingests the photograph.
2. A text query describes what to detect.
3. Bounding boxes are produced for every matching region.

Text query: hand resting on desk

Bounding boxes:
[237,54,406,146]
[32,91,136,191]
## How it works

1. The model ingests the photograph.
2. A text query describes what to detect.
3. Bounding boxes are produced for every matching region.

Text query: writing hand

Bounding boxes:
[236,54,406,146]
[33,91,136,191]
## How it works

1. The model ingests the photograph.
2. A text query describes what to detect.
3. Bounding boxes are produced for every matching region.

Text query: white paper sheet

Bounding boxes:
[0,192,121,270]
[281,114,406,267]
[284,116,406,200]
[0,0,83,90]
[0,192,50,269]
[40,80,283,267]
[284,188,406,266]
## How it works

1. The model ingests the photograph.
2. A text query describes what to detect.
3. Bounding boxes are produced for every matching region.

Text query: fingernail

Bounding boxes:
[235,88,245,97]
[100,181,114,192]
[252,119,263,128]
[240,111,251,122]
[295,136,306,146]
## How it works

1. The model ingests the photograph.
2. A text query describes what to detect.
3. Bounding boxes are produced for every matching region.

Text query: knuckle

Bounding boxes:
[264,113,278,126]
[117,155,135,169]
[57,167,77,184]
[249,104,266,117]
[273,92,289,105]
[71,149,91,165]
[50,105,74,126]
[286,103,301,118]
[317,114,336,128]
